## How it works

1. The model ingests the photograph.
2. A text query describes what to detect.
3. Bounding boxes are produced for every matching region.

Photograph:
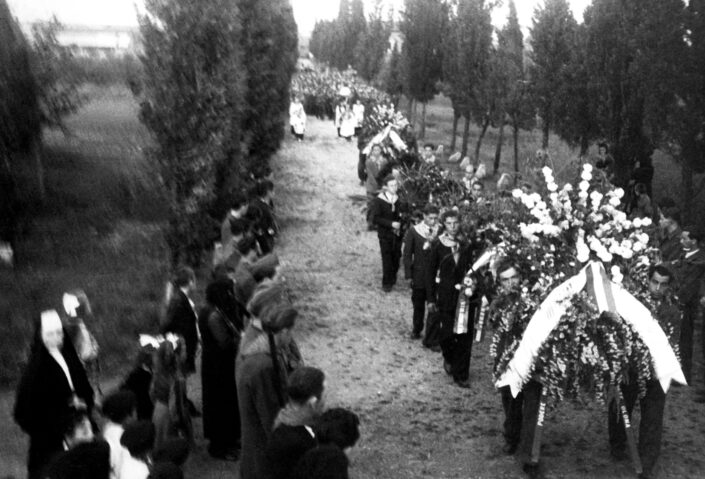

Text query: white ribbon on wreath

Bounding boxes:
[496,261,687,397]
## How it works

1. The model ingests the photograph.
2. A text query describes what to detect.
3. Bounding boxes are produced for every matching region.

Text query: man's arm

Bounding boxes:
[402,228,415,280]
[426,242,440,311]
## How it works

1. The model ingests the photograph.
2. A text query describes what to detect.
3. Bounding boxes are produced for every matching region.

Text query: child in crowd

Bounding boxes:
[120,344,155,421]
[150,338,193,451]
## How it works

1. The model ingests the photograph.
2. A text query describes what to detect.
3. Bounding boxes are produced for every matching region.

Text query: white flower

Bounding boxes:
[633,217,643,228]
[558,220,570,230]
[609,197,621,207]
[598,250,613,262]
[542,166,553,177]
[530,193,542,204]
[611,265,621,276]
[578,190,589,200]
[547,182,558,192]
[641,217,652,227]
[522,196,536,208]
[579,181,590,191]
[577,249,590,263]
[581,171,592,181]
[612,271,623,284]
[563,184,573,192]
[633,241,645,252]
[613,188,625,199]
[583,163,593,172]
[621,249,633,259]
[512,189,523,198]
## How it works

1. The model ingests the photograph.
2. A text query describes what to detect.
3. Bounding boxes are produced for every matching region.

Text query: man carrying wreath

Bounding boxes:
[607,264,680,479]
[426,210,482,388]
[488,258,543,476]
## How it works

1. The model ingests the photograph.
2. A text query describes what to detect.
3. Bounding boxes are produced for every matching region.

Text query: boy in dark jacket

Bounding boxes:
[402,204,439,339]
[369,175,404,292]
[266,367,326,479]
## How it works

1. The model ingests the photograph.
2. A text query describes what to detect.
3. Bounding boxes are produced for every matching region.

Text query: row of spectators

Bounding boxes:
[13,172,362,479]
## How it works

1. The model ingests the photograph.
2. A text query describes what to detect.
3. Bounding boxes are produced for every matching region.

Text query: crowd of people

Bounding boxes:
[13,171,362,479]
[363,133,705,478]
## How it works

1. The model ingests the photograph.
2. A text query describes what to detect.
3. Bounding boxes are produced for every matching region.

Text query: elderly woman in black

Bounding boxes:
[14,310,94,479]
[199,275,244,460]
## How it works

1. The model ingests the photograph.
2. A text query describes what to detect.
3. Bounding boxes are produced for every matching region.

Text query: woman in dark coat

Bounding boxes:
[14,310,94,479]
[199,276,244,460]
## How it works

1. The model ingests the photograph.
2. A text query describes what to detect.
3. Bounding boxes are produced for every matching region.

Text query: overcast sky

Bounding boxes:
[7,0,592,33]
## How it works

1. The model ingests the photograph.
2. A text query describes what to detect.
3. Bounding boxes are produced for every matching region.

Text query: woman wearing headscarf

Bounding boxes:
[236,280,302,479]
[199,276,244,460]
[14,310,95,479]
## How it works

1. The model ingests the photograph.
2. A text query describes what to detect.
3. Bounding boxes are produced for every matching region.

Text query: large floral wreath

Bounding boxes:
[485,164,684,405]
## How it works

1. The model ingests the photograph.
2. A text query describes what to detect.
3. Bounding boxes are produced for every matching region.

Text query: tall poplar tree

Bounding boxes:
[497,0,531,176]
[139,0,245,264]
[0,0,40,257]
[354,1,391,81]
[584,0,685,185]
[442,0,493,155]
[401,0,446,138]
[238,0,298,171]
[663,0,705,221]
[529,0,577,149]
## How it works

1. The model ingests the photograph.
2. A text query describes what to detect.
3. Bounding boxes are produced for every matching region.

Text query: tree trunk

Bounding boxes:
[461,114,471,157]
[450,109,460,152]
[513,121,520,181]
[681,154,694,224]
[32,138,46,204]
[419,101,427,139]
[541,114,550,149]
[493,119,505,174]
[474,115,490,165]
[579,135,589,158]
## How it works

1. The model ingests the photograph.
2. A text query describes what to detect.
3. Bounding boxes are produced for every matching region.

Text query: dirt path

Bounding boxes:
[2,117,704,479]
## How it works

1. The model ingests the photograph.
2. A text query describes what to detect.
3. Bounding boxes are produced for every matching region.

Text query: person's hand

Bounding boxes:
[392,221,401,230]
[427,302,437,314]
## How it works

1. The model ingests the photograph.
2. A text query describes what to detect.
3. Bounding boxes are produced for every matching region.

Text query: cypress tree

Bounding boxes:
[139,0,245,265]
[238,0,298,171]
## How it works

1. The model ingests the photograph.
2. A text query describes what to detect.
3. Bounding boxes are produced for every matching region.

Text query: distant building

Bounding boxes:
[22,23,140,58]
[59,25,139,58]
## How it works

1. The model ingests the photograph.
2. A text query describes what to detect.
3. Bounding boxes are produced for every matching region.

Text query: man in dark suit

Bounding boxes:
[247,180,279,255]
[403,204,439,339]
[426,210,480,388]
[657,206,682,262]
[162,266,199,375]
[369,175,404,292]
[668,225,705,395]
[608,264,679,479]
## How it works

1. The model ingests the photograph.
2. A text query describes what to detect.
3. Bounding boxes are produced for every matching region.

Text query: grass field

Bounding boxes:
[0,86,170,386]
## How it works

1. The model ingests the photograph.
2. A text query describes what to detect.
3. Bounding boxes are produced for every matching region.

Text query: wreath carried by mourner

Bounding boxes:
[478,163,683,405]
